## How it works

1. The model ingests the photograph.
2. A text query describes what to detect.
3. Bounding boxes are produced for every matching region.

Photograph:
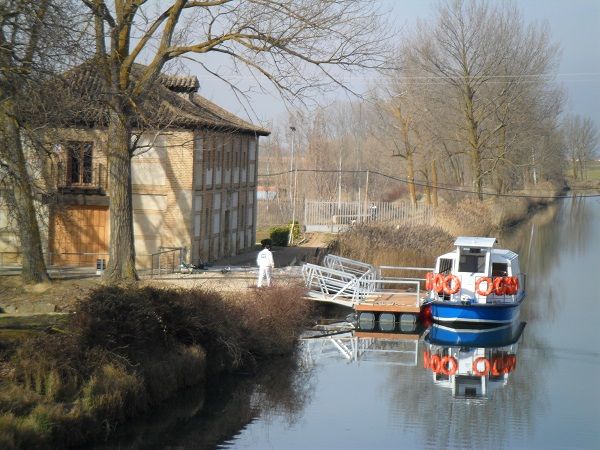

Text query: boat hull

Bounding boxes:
[429,298,523,325]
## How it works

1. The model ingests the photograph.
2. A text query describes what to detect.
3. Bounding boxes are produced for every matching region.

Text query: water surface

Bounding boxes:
[110,197,600,449]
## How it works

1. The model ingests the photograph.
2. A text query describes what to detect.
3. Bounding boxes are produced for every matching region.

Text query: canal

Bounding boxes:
[108,196,600,449]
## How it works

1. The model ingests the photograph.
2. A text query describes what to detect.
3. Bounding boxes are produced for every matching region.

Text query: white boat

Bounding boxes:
[422,237,526,325]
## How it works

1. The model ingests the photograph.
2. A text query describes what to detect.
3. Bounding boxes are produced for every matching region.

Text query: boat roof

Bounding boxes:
[454,237,497,248]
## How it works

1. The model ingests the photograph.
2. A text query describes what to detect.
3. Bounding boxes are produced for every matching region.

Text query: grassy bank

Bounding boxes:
[0,284,310,449]
[331,182,562,267]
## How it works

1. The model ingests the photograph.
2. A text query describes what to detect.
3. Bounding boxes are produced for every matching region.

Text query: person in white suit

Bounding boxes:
[256,241,275,287]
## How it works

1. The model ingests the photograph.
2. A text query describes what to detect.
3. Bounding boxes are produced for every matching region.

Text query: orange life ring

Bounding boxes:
[506,277,520,295]
[472,357,490,376]
[475,277,493,296]
[493,277,506,295]
[503,277,515,295]
[433,274,445,294]
[423,351,431,369]
[443,274,461,295]
[430,354,442,373]
[425,272,435,291]
[440,356,458,376]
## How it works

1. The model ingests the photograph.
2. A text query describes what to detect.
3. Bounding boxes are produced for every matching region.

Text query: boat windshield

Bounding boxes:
[458,254,486,273]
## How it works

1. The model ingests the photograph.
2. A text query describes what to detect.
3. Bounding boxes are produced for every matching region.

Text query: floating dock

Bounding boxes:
[302,254,432,314]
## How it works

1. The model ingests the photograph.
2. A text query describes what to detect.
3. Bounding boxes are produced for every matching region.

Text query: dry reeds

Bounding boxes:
[331,185,563,268]
[331,223,455,267]
[0,284,310,449]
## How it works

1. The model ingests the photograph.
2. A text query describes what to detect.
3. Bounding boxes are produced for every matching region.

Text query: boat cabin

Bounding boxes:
[433,237,522,302]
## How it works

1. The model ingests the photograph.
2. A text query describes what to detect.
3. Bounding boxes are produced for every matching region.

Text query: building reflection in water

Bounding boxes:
[423,322,526,399]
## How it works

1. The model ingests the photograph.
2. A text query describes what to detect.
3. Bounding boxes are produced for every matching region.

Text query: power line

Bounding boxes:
[257,168,600,199]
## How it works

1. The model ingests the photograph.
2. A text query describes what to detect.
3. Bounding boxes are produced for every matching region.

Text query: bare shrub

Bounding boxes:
[1,283,312,447]
[434,198,495,237]
[229,283,312,359]
[331,223,454,267]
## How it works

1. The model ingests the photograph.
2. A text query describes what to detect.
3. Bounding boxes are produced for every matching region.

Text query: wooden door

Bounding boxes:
[51,206,109,266]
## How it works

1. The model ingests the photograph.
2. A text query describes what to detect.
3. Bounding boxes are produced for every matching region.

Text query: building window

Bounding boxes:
[67,141,93,185]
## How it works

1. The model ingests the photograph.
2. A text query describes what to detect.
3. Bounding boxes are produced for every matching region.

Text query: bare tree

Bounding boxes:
[563,114,599,180]
[80,0,391,282]
[400,0,563,198]
[0,0,85,283]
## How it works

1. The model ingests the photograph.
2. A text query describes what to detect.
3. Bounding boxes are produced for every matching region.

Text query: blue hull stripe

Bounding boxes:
[431,302,521,324]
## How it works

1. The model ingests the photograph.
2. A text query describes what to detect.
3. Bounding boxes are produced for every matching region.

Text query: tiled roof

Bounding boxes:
[53,61,270,136]
[158,74,199,93]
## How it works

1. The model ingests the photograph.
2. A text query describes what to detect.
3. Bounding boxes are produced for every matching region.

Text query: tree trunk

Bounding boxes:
[423,173,431,205]
[431,159,438,207]
[104,110,138,283]
[0,98,50,283]
[406,151,417,206]
[470,147,483,200]
[464,87,483,200]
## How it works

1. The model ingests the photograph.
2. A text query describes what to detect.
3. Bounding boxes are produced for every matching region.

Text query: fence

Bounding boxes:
[256,199,298,228]
[149,247,186,278]
[303,200,433,232]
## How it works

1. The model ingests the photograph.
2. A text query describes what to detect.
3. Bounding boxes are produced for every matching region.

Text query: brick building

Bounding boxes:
[0,64,269,268]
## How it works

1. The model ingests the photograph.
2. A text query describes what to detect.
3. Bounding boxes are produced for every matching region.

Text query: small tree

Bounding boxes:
[0,0,85,283]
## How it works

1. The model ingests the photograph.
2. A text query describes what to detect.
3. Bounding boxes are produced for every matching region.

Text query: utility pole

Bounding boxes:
[337,152,342,212]
[288,126,297,245]
[364,169,369,222]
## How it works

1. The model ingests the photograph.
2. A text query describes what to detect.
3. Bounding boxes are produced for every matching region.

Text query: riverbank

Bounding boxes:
[0,283,311,449]
[331,181,564,267]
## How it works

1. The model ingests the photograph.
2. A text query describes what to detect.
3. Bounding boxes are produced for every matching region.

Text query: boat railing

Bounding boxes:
[432,273,527,303]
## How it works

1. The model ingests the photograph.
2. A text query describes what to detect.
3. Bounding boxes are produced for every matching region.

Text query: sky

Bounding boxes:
[191,0,600,130]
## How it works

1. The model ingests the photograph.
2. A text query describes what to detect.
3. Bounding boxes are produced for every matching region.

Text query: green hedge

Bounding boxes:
[269,222,300,247]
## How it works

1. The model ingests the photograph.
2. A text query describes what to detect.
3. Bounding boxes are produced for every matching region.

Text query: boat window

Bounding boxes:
[458,254,486,273]
[439,258,453,274]
[492,262,508,277]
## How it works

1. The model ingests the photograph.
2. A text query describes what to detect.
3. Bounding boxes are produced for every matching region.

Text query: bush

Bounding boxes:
[0,284,311,448]
[269,222,300,246]
[330,223,454,268]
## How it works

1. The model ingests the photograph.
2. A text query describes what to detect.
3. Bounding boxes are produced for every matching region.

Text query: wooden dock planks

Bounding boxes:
[356,292,421,314]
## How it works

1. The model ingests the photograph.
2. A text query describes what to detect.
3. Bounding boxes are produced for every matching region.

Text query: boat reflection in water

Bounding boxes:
[423,322,526,399]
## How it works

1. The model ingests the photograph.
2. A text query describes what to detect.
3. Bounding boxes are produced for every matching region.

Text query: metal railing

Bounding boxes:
[303,200,433,232]
[300,333,419,367]
[150,247,185,278]
[302,254,431,308]
[323,254,378,277]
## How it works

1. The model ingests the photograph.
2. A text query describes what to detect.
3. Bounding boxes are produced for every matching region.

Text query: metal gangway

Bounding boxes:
[301,254,433,309]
